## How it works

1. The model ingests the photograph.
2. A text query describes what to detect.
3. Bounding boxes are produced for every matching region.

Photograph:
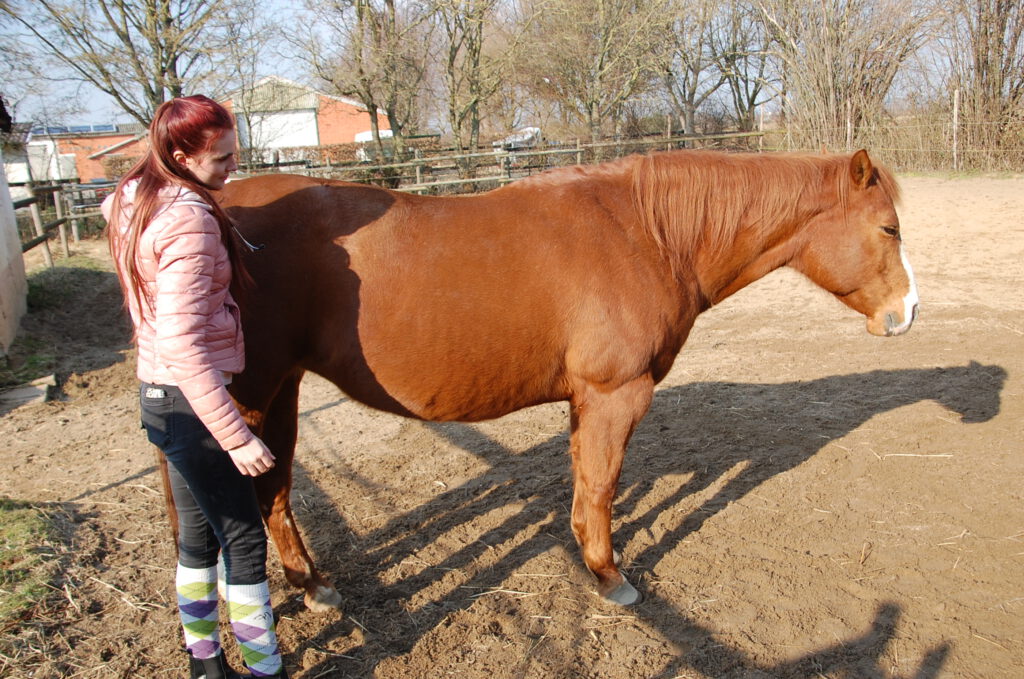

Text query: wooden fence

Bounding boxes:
[12,182,112,268]
[8,131,764,263]
[244,131,766,193]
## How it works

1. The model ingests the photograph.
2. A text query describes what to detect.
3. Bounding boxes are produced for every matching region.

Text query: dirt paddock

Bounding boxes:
[1,173,1022,678]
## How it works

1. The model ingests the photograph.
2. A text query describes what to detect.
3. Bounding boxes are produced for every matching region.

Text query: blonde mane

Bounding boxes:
[629,150,900,274]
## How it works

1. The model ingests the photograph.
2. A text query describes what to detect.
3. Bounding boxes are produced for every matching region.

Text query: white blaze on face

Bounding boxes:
[893,243,920,334]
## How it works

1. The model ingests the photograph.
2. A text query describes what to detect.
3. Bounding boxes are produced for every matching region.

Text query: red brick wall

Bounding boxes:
[56,134,147,182]
[317,95,390,145]
[51,92,389,181]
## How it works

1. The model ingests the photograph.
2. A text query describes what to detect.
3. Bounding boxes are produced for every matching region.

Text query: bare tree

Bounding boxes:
[1,2,68,125]
[943,0,1024,144]
[758,0,931,149]
[519,0,671,142]
[435,0,502,160]
[301,0,433,160]
[2,0,258,125]
[662,0,724,137]
[712,0,779,132]
[219,4,276,163]
[434,0,541,179]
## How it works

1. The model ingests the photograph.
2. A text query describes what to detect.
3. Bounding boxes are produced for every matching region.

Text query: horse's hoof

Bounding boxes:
[304,584,343,612]
[601,579,642,606]
[613,549,622,566]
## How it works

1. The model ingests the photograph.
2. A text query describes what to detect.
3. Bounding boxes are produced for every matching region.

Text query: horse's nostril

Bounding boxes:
[885,312,899,332]
[911,303,920,322]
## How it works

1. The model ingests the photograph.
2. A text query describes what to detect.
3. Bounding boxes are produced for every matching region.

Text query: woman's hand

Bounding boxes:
[227,436,276,476]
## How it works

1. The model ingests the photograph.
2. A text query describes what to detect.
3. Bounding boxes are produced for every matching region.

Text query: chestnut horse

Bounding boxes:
[160,149,918,609]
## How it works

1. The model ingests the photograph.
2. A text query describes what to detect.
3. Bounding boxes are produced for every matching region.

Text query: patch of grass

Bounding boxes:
[26,258,108,311]
[0,498,60,627]
[2,248,120,388]
[0,336,56,388]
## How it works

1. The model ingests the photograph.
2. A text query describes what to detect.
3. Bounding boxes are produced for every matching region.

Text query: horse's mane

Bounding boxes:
[628,150,900,274]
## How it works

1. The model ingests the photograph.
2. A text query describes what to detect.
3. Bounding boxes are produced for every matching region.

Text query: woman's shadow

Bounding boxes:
[287,361,1005,678]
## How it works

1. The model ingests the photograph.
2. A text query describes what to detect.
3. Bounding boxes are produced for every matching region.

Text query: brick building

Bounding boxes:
[4,78,390,184]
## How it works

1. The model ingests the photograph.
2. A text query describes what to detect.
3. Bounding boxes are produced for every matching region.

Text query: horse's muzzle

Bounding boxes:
[883,302,919,336]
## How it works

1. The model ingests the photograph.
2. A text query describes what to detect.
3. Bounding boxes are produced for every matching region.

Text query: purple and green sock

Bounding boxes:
[176,563,221,659]
[226,580,283,677]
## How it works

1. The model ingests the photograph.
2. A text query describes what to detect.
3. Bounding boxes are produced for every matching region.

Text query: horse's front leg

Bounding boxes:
[248,372,344,612]
[569,375,654,605]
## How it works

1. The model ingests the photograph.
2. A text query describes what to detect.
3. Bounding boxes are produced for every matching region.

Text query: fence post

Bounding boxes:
[758,108,764,151]
[576,139,583,165]
[63,186,81,243]
[70,199,83,243]
[27,189,54,268]
[952,87,960,172]
[415,149,422,185]
[54,187,70,258]
[846,100,853,151]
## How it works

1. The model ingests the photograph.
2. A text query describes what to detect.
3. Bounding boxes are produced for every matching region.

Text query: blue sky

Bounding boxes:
[3,0,306,127]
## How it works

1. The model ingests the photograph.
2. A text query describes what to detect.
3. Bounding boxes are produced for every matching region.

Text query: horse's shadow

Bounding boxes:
[285,361,1004,677]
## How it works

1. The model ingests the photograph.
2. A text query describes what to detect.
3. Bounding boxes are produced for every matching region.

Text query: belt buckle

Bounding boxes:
[145,387,167,399]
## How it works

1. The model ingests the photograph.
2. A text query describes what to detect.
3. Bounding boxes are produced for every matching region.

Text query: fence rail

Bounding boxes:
[242,130,766,193]
[10,182,113,267]
[19,118,1014,264]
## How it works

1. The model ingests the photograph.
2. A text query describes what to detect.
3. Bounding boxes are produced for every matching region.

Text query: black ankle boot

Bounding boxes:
[188,651,249,679]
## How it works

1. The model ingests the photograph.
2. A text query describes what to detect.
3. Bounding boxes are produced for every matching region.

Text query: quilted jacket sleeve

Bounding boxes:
[151,207,254,451]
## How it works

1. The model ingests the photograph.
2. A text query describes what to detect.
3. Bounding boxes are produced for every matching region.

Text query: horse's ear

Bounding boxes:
[820,144,828,154]
[850,149,874,189]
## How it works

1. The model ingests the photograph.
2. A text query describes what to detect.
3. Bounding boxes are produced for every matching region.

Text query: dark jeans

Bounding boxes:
[140,383,268,585]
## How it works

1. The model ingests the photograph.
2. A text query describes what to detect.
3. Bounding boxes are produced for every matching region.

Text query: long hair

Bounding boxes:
[107,95,249,313]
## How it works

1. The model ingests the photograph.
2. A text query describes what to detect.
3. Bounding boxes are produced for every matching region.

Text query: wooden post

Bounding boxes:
[758,107,764,151]
[69,186,83,243]
[414,149,422,185]
[27,191,54,268]
[54,187,70,258]
[845,100,853,151]
[576,139,583,165]
[952,87,960,172]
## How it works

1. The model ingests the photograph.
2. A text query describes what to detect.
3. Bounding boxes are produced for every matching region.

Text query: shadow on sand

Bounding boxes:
[282,361,1004,678]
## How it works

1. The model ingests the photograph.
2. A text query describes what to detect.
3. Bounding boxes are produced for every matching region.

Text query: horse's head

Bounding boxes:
[793,150,919,337]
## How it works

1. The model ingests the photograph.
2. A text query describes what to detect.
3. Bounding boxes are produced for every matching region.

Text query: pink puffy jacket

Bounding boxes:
[103,181,253,451]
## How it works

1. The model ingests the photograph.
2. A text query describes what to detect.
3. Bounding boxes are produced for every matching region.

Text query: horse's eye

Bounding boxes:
[881,226,900,239]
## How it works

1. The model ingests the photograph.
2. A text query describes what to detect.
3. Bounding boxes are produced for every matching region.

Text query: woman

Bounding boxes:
[103,95,286,679]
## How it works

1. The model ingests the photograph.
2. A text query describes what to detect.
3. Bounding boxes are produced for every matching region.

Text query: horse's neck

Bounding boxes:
[696,182,826,305]
[701,236,800,305]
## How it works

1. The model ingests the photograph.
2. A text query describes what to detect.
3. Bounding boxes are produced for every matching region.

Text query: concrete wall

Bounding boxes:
[0,147,27,357]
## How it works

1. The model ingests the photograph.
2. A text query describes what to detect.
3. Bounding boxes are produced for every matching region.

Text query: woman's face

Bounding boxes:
[175,129,238,190]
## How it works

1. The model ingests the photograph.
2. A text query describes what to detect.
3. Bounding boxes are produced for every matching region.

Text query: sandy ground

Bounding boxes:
[1,173,1021,679]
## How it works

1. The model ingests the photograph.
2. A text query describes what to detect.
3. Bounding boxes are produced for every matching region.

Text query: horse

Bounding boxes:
[158,148,918,610]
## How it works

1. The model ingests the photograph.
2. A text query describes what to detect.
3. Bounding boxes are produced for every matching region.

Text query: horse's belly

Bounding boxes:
[341,280,566,421]
[355,324,568,421]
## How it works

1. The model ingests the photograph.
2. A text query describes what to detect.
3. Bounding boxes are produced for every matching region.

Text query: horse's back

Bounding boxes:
[221,173,683,420]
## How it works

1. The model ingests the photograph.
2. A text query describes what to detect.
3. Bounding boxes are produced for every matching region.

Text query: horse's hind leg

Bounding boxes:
[569,375,654,605]
[252,372,344,612]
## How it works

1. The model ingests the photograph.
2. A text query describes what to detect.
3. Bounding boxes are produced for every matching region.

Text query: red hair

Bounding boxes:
[107,95,249,313]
